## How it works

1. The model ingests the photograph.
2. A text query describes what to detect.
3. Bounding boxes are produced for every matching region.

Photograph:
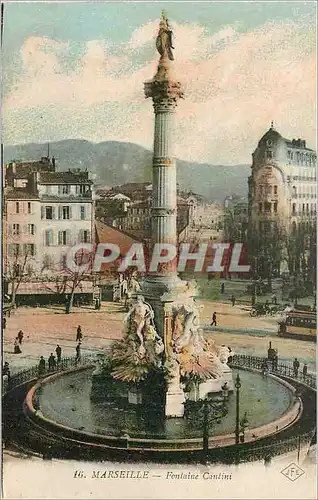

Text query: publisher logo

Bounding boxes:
[280,463,305,482]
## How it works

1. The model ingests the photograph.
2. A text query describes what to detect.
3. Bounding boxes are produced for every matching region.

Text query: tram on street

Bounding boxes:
[278,310,317,342]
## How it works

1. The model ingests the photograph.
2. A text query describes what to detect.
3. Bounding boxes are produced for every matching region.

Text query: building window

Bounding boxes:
[83,230,90,243]
[265,185,271,196]
[76,185,88,195]
[58,230,70,245]
[45,206,53,219]
[44,229,54,246]
[292,221,297,235]
[62,206,70,220]
[302,204,305,213]
[80,205,86,220]
[62,185,70,194]
[12,223,20,236]
[16,202,19,214]
[8,243,20,257]
[273,202,278,213]
[264,202,271,213]
[292,203,296,215]
[28,202,31,214]
[274,186,278,195]
[24,244,35,256]
[306,203,309,212]
[28,224,35,235]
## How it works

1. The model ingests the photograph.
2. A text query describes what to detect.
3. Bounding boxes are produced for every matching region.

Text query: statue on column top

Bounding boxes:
[156,10,174,61]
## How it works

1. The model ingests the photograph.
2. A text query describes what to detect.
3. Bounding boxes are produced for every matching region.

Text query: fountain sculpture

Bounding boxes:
[91,11,233,417]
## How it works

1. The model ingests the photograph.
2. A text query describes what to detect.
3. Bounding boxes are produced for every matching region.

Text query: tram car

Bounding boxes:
[278,310,317,342]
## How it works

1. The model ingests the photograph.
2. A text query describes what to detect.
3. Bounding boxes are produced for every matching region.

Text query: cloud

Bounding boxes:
[3,18,316,165]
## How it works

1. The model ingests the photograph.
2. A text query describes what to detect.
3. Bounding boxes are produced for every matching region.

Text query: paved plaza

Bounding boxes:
[3,300,316,374]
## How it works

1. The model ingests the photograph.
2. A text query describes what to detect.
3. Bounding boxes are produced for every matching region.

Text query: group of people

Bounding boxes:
[37,325,83,377]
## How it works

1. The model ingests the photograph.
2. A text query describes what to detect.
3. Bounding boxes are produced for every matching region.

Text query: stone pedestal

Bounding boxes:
[165,387,185,417]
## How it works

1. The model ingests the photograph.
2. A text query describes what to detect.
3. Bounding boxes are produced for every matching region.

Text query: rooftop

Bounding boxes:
[4,188,39,200]
[38,171,93,185]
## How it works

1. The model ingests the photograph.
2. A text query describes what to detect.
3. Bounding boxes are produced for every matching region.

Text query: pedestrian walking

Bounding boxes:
[302,363,308,376]
[75,342,81,362]
[211,312,217,327]
[38,356,46,377]
[220,283,225,294]
[293,358,300,378]
[13,337,22,354]
[48,353,56,372]
[76,325,83,342]
[17,330,24,344]
[231,294,236,307]
[55,345,62,363]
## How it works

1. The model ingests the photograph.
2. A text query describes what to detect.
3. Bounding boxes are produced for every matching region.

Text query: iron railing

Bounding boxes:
[4,353,316,394]
[229,354,316,390]
[5,354,97,393]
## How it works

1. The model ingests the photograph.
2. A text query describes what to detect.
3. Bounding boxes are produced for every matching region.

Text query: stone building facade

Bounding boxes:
[4,161,94,278]
[248,124,317,236]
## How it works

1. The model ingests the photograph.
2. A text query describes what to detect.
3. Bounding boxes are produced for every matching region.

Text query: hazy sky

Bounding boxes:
[2,1,316,164]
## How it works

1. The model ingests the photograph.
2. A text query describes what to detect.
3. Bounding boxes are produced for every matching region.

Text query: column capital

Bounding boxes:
[144,79,184,112]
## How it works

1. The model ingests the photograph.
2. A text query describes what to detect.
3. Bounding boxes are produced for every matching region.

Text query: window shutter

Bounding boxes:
[87,230,91,243]
[33,225,36,235]
[69,206,72,219]
[52,206,56,219]
[58,185,62,195]
[49,229,54,246]
[79,229,83,243]
[23,224,28,235]
[41,206,45,219]
[58,231,62,245]
[23,244,27,256]
[66,230,71,246]
[76,185,80,195]
[58,206,62,219]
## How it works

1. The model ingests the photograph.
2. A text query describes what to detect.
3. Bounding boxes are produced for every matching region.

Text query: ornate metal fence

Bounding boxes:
[5,353,97,393]
[230,354,316,390]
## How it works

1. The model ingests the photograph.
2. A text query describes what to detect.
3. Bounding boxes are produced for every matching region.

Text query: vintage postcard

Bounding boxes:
[1,1,317,498]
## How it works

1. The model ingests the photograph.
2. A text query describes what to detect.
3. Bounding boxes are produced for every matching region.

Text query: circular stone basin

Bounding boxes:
[35,368,294,440]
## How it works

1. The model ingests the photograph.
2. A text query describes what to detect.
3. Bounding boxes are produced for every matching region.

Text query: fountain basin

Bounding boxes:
[24,364,301,452]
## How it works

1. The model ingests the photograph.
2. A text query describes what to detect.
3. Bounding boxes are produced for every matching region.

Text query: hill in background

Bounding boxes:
[4,140,249,202]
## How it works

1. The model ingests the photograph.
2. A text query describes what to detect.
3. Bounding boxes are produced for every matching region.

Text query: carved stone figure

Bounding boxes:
[156,10,174,61]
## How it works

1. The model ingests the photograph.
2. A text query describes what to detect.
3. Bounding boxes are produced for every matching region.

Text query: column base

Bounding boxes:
[165,388,185,417]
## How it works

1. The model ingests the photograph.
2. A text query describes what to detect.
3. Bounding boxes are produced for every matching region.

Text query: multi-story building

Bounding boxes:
[248,123,317,235]
[4,162,94,278]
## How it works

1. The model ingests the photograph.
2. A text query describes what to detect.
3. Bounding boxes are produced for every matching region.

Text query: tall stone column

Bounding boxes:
[143,12,186,417]
[144,17,183,286]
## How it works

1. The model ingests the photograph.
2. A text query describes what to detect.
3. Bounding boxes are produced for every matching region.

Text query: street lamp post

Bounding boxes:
[186,384,229,464]
[235,374,241,445]
[239,412,249,443]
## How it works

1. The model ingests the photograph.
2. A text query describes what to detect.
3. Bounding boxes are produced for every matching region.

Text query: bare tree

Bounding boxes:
[5,247,35,308]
